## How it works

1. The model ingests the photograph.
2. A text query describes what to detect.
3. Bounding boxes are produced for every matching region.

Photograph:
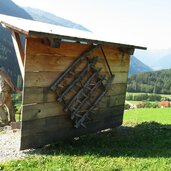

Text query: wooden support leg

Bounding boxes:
[11,31,25,79]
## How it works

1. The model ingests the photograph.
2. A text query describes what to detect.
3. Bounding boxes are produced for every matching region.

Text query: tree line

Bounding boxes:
[127,69,171,94]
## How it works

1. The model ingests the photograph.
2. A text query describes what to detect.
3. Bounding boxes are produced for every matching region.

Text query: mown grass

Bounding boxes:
[124,108,171,124]
[0,109,171,171]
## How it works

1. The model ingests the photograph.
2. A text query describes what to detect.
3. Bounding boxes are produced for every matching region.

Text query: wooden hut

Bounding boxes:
[0,14,146,150]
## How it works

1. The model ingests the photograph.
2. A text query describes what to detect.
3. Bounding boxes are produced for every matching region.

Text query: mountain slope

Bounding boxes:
[128,56,153,76]
[0,0,152,85]
[134,49,171,70]
[157,54,171,69]
[0,0,90,85]
[24,7,90,32]
[0,0,32,18]
[0,0,33,85]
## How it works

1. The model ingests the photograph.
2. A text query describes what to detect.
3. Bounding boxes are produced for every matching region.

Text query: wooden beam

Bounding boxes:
[1,21,29,36]
[11,31,25,79]
[29,31,147,50]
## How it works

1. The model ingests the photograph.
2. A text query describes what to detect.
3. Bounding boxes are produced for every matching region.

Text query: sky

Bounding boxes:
[12,0,171,50]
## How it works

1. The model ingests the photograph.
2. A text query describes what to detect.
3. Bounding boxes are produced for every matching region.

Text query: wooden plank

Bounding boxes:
[29,31,146,50]
[107,83,127,96]
[24,71,61,88]
[25,38,130,73]
[23,87,56,104]
[112,72,128,84]
[26,38,91,56]
[23,83,127,104]
[22,102,66,121]
[11,31,25,78]
[109,95,126,107]
[21,105,124,136]
[24,53,130,73]
[21,105,124,149]
[20,36,131,150]
[21,116,123,150]
[25,56,130,72]
[24,71,128,88]
[92,45,130,61]
[98,94,126,108]
[22,91,125,122]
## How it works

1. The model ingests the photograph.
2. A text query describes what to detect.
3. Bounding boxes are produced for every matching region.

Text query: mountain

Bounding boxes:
[134,49,171,70]
[0,0,152,85]
[156,54,171,70]
[0,0,90,85]
[127,68,171,94]
[24,7,90,32]
[128,56,153,76]
[0,0,33,85]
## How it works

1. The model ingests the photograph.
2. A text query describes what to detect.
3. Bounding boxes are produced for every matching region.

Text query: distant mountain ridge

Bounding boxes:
[0,0,152,85]
[0,0,33,84]
[135,48,171,70]
[24,7,90,32]
[156,54,171,70]
[129,56,153,76]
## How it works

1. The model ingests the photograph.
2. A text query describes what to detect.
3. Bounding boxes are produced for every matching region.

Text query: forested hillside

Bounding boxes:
[0,0,33,85]
[127,69,171,94]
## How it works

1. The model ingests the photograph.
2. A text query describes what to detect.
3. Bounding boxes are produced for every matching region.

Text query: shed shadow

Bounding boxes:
[25,122,171,158]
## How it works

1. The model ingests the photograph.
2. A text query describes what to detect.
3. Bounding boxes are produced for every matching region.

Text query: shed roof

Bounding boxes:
[0,14,146,50]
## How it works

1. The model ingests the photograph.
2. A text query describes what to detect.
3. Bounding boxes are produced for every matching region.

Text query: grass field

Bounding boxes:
[124,108,171,124]
[0,108,171,171]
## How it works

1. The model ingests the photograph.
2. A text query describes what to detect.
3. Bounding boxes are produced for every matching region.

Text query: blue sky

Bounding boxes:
[12,0,171,50]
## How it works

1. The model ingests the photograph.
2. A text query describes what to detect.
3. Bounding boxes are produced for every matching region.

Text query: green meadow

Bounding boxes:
[1,108,171,171]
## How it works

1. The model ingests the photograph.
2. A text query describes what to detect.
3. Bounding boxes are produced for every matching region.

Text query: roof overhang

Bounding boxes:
[0,14,147,50]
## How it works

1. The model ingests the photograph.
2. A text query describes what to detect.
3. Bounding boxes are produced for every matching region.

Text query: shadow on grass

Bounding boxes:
[28,122,171,158]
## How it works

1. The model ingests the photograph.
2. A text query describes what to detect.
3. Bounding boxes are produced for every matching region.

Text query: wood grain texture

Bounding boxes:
[24,71,128,88]
[23,87,56,104]
[23,83,127,104]
[21,105,124,136]
[22,102,66,121]
[21,37,130,150]
[11,31,25,78]
[21,105,124,149]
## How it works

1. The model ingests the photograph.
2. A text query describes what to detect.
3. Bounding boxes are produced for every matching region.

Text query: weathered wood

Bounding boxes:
[21,105,124,136]
[21,117,123,150]
[23,87,56,104]
[23,83,127,104]
[24,71,61,88]
[22,102,66,121]
[11,31,25,78]
[98,94,126,108]
[25,38,130,73]
[107,83,127,96]
[20,105,124,149]
[109,94,126,107]
[26,38,91,56]
[29,30,146,50]
[24,71,128,88]
[22,34,130,150]
[0,14,147,151]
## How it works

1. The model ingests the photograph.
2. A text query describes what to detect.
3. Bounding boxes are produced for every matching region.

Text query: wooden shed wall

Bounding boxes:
[20,37,130,150]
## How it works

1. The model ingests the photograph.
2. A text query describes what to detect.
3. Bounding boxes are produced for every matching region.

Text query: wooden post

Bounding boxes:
[11,31,25,79]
